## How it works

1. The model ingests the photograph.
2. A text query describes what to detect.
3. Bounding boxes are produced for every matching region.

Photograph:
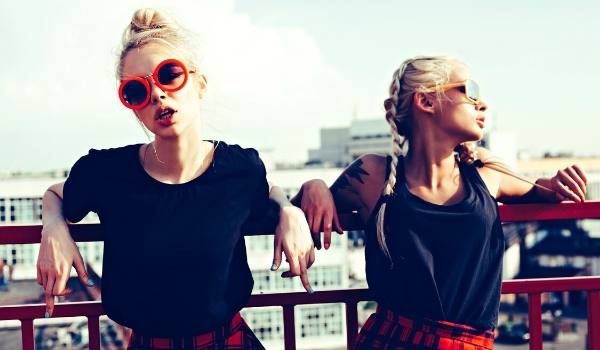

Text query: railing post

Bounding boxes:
[528,293,542,350]
[283,305,296,350]
[587,290,600,350]
[345,301,358,349]
[21,319,35,350]
[87,316,101,350]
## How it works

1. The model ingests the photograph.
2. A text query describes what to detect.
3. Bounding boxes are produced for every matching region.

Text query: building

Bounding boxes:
[307,118,393,167]
[307,127,350,167]
[348,119,392,161]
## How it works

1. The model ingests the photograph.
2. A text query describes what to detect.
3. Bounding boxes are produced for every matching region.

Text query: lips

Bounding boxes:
[476,115,486,128]
[155,107,177,126]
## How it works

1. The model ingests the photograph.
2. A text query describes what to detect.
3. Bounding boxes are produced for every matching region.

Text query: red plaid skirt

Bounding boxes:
[127,313,265,350]
[354,307,495,350]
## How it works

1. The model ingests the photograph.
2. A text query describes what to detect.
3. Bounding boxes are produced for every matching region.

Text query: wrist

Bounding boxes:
[534,178,559,202]
[280,205,301,216]
[41,216,68,235]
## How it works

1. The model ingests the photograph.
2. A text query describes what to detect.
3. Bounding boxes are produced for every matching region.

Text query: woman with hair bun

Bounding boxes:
[294,55,588,349]
[36,8,314,349]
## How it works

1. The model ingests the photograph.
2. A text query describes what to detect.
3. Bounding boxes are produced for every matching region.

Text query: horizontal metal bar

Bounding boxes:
[1,201,599,244]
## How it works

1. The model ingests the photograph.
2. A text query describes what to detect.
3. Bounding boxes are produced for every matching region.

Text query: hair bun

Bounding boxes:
[129,8,173,33]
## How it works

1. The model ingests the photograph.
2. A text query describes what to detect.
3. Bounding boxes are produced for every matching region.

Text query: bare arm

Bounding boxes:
[294,154,387,249]
[37,182,92,318]
[476,148,588,204]
[268,183,314,293]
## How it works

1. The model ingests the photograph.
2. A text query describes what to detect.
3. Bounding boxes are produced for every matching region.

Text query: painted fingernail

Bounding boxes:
[44,311,50,318]
[308,287,315,294]
[87,279,95,287]
[270,263,277,271]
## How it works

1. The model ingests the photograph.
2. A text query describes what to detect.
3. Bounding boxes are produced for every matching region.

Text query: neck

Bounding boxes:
[404,130,458,189]
[146,127,213,182]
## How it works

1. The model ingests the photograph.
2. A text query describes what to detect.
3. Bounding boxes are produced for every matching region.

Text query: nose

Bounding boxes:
[147,76,166,104]
[476,99,487,112]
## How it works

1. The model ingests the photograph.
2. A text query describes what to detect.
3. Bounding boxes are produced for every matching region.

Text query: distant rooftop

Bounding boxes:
[349,119,390,138]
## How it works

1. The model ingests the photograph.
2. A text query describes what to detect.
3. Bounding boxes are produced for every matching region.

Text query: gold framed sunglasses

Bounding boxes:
[422,79,481,105]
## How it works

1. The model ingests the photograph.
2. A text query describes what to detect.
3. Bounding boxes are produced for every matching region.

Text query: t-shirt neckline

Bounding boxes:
[134,140,219,187]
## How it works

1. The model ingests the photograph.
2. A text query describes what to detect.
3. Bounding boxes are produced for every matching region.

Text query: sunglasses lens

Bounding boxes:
[465,80,480,103]
[157,62,186,89]
[122,80,148,106]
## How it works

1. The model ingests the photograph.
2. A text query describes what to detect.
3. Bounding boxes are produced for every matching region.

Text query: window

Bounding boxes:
[0,199,5,222]
[241,307,283,342]
[253,270,272,292]
[9,198,37,223]
[298,304,344,338]
[308,266,343,289]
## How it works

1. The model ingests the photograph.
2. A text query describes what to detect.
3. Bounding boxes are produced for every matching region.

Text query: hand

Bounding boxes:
[299,180,343,250]
[543,165,588,202]
[36,219,93,317]
[271,206,315,293]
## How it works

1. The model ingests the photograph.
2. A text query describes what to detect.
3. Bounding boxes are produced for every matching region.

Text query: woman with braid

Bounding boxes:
[36,8,315,350]
[293,55,588,349]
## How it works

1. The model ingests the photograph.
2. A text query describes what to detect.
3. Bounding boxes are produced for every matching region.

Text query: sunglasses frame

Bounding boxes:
[422,79,481,105]
[118,58,190,110]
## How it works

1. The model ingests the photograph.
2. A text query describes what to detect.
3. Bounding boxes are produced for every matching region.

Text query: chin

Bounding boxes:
[467,127,484,141]
[457,132,483,145]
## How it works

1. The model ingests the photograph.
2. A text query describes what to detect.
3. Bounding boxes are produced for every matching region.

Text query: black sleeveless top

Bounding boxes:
[365,156,504,330]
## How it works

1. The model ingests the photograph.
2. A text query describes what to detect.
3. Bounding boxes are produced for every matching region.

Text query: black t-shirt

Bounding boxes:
[365,157,504,331]
[63,141,275,336]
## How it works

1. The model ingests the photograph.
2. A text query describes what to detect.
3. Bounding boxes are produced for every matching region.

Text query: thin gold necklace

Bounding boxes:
[142,141,215,179]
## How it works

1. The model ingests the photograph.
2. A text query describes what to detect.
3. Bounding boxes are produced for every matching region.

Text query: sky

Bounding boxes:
[1,0,599,172]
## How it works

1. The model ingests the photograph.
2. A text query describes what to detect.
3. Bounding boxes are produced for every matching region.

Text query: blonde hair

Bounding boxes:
[117,8,200,80]
[376,56,479,262]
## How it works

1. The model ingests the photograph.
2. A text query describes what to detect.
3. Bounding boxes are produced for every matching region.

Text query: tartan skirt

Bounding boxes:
[127,313,265,350]
[354,307,495,350]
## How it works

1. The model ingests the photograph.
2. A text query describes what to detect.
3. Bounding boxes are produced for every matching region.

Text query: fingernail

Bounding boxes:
[270,263,277,271]
[44,311,50,318]
[87,279,95,287]
[324,243,330,250]
[308,287,315,294]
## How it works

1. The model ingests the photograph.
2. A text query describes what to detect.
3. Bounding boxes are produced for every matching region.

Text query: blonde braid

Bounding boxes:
[455,141,479,166]
[376,64,410,262]
[375,55,459,264]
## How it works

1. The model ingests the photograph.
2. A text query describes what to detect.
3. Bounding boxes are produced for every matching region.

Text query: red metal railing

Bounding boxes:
[1,201,599,350]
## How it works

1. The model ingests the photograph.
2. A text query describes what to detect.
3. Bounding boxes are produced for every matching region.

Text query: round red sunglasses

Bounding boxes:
[118,58,192,110]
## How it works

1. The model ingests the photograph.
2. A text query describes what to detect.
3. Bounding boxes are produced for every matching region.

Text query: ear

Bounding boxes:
[196,74,208,98]
[413,92,435,115]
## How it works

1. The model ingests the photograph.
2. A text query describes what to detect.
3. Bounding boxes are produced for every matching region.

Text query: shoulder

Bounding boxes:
[214,141,266,176]
[81,144,139,161]
[340,154,388,211]
[344,154,388,189]
[71,144,140,173]
[473,147,502,198]
[357,154,389,177]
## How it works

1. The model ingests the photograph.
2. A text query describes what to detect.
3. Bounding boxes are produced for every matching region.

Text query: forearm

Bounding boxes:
[42,183,67,231]
[531,178,562,203]
[268,183,294,208]
[503,178,560,204]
